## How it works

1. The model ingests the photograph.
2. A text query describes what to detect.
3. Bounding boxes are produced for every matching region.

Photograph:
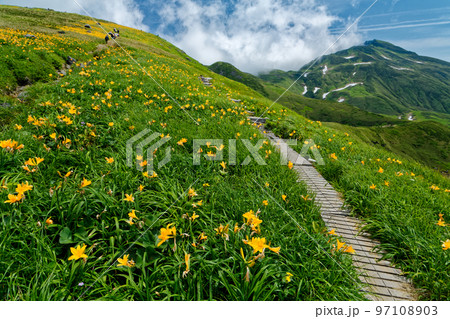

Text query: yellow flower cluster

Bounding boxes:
[0,139,24,153]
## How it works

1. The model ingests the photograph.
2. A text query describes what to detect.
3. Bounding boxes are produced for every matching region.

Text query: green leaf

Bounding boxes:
[59,227,74,244]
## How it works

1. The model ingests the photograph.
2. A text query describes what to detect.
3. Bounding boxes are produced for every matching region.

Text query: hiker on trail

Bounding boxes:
[105,35,109,44]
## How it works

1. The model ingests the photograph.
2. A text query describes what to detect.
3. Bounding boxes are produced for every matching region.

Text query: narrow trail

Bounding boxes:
[262,128,417,301]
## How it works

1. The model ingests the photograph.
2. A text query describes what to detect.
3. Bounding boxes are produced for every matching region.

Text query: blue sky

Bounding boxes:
[327,0,450,61]
[5,1,450,74]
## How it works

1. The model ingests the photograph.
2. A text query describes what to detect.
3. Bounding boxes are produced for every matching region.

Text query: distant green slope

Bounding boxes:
[266,87,401,127]
[326,121,450,171]
[259,40,450,117]
[208,61,268,97]
[209,60,400,127]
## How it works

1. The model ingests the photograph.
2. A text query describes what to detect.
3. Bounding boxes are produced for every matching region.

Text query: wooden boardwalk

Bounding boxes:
[264,129,416,301]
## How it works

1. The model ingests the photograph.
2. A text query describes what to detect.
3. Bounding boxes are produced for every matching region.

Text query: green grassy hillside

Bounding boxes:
[325,121,450,172]
[0,5,449,301]
[0,5,363,301]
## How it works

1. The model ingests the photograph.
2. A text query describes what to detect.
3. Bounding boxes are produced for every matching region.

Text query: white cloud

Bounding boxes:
[156,0,362,74]
[4,0,149,31]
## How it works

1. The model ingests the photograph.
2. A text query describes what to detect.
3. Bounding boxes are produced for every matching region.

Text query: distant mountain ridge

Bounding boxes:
[259,40,450,116]
[207,41,450,171]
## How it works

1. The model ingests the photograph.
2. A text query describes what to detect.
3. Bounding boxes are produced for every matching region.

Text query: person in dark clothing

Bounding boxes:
[105,35,109,44]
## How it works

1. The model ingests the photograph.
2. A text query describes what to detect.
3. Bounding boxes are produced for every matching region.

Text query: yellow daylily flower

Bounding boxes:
[214,224,229,240]
[24,157,44,166]
[15,181,33,194]
[117,254,135,267]
[244,237,281,254]
[188,188,197,198]
[80,178,91,188]
[157,224,176,247]
[68,244,88,261]
[4,193,24,204]
[336,239,345,251]
[285,272,293,282]
[128,210,138,220]
[177,138,188,146]
[344,245,355,254]
[442,239,450,251]
[58,171,72,179]
[182,253,191,278]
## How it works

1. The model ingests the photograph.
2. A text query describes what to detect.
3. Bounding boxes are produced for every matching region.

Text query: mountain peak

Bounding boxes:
[363,39,412,54]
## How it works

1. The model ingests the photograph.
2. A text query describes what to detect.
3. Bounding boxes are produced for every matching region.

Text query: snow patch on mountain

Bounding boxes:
[344,55,355,60]
[338,98,345,103]
[334,82,363,92]
[322,65,328,75]
[313,87,320,94]
[390,66,413,71]
[322,82,364,99]
[354,62,373,66]
[381,54,391,60]
[302,86,308,95]
[406,58,425,64]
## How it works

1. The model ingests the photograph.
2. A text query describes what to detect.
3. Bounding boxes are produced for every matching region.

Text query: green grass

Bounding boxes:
[412,111,450,127]
[0,5,365,301]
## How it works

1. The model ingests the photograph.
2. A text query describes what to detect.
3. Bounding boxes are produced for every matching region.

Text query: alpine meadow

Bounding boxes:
[0,5,449,302]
